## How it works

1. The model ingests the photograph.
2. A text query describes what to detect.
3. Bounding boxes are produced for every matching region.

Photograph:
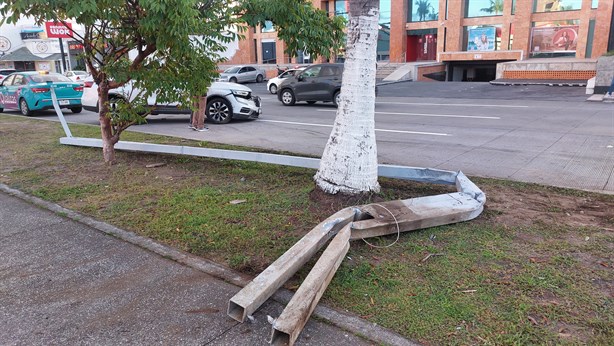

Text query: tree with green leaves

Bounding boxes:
[480,0,505,15]
[0,0,345,164]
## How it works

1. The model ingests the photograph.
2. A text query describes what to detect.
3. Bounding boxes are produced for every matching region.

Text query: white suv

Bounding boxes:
[81,79,261,124]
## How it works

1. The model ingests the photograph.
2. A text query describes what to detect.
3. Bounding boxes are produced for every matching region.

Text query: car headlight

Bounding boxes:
[231,89,251,98]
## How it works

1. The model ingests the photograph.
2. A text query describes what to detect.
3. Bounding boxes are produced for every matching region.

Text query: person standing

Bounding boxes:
[605,76,614,99]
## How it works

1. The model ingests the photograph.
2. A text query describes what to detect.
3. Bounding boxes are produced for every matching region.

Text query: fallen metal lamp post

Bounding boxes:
[230,171,485,346]
[49,90,486,345]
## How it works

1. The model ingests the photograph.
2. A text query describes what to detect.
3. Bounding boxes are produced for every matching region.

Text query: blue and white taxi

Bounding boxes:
[0,71,83,116]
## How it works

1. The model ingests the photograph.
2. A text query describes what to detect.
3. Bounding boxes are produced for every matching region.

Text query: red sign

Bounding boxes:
[45,22,73,38]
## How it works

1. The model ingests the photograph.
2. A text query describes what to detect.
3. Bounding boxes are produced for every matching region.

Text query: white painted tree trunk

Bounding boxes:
[314,0,381,195]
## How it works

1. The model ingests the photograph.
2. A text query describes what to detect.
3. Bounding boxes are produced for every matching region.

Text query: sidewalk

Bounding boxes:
[0,187,416,345]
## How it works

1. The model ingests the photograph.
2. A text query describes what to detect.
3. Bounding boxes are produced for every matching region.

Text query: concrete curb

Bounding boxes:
[376,79,413,87]
[0,183,419,346]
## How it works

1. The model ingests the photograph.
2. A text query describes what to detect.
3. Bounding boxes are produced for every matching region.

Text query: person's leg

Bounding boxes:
[607,77,614,96]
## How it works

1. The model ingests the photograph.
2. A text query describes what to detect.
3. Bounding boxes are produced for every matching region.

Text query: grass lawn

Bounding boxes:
[1,114,612,345]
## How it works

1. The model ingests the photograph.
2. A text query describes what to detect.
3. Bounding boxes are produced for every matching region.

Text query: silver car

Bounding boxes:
[217,65,266,84]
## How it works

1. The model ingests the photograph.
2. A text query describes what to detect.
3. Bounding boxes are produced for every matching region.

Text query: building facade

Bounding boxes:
[0,18,85,73]
[228,0,613,81]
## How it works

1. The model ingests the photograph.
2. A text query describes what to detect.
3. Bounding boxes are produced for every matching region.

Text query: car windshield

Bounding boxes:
[29,74,72,83]
[73,71,88,76]
[0,70,16,76]
[224,67,240,73]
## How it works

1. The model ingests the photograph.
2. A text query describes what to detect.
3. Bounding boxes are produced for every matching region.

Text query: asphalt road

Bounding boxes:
[12,81,614,193]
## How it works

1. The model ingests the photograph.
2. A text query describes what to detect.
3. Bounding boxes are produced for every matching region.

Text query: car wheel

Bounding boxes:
[256,74,264,83]
[19,98,32,116]
[229,77,238,83]
[71,106,82,113]
[280,89,296,106]
[269,84,277,94]
[333,91,341,107]
[206,97,232,124]
[306,101,316,105]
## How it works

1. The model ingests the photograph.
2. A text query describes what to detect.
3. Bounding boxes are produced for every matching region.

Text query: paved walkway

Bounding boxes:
[0,187,416,345]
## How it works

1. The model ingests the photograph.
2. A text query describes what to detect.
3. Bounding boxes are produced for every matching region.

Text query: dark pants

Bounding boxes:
[608,77,614,95]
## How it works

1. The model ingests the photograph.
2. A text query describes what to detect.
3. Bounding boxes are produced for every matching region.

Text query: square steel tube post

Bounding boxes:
[227,207,359,322]
[270,225,351,346]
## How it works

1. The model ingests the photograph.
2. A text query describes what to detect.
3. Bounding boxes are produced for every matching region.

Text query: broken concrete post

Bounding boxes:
[227,207,360,322]
[270,225,351,346]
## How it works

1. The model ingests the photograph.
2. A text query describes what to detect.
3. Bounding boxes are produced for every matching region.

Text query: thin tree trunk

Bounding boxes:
[98,82,118,164]
[314,0,380,195]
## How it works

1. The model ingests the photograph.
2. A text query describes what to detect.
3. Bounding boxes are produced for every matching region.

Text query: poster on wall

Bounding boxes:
[467,27,496,51]
[530,25,578,53]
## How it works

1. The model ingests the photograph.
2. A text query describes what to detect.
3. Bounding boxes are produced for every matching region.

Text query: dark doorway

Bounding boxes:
[262,42,276,64]
[406,34,437,62]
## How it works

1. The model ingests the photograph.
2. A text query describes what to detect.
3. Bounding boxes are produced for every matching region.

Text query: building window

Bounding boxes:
[585,20,595,58]
[512,0,517,14]
[592,0,599,8]
[378,0,391,61]
[530,20,580,58]
[533,0,582,13]
[464,25,502,51]
[261,20,275,33]
[465,0,504,18]
[334,0,348,19]
[508,23,514,50]
[408,0,440,22]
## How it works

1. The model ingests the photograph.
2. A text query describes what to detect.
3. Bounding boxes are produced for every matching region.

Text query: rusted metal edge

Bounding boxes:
[270,225,351,346]
[227,207,359,323]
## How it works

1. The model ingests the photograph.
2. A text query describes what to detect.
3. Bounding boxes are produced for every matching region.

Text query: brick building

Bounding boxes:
[227,0,613,82]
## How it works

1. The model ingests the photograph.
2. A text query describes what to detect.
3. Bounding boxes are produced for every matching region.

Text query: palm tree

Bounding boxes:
[415,0,434,22]
[314,0,380,194]
[480,0,504,15]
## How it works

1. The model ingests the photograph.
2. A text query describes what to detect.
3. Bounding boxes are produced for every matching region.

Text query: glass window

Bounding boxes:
[13,74,24,85]
[261,20,275,33]
[408,0,440,22]
[465,0,504,18]
[585,20,595,58]
[334,0,348,19]
[301,66,321,78]
[508,23,514,50]
[463,25,502,51]
[512,0,517,14]
[534,0,582,12]
[592,0,598,8]
[3,75,15,86]
[28,73,72,83]
[224,67,240,73]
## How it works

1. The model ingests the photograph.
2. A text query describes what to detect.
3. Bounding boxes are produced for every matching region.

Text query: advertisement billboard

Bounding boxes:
[530,25,578,54]
[467,27,496,51]
[45,22,73,39]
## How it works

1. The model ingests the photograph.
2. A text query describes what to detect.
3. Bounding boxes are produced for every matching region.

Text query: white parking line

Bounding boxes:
[377,101,528,108]
[316,109,500,120]
[258,119,450,136]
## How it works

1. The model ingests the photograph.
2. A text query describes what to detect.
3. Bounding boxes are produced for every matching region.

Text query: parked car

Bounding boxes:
[0,71,83,115]
[64,70,90,83]
[216,65,265,84]
[267,68,305,94]
[277,63,344,106]
[81,79,261,124]
[0,69,17,82]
